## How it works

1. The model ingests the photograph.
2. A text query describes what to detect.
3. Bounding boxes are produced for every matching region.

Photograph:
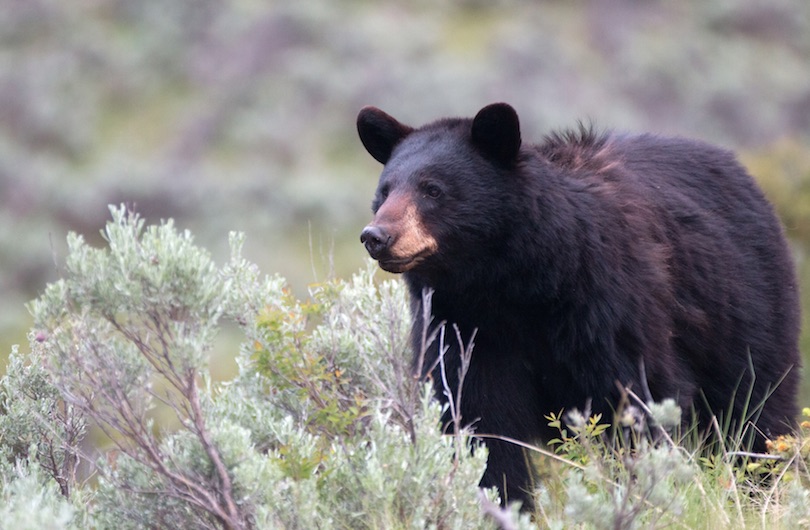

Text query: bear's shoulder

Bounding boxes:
[533,124,621,175]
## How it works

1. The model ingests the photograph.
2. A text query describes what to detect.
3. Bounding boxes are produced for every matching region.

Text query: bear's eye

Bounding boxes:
[424,183,443,199]
[379,185,390,200]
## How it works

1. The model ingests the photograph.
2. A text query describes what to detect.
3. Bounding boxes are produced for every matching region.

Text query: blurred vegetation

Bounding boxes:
[1,1,809,399]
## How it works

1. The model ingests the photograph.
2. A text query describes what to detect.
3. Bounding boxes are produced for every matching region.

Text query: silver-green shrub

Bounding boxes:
[6,206,522,529]
[0,460,79,530]
[0,345,85,500]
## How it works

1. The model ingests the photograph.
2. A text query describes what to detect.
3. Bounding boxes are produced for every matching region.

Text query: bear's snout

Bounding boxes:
[360,225,391,259]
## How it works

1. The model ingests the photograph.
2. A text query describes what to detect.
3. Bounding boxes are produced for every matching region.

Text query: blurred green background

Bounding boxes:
[2,1,809,402]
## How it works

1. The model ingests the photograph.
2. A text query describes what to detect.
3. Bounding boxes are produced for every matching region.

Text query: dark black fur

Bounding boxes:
[358,103,801,509]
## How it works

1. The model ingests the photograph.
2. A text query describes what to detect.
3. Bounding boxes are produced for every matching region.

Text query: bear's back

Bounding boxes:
[540,129,800,436]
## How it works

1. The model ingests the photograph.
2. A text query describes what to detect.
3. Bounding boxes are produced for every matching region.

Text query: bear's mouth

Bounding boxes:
[377,256,423,274]
[377,248,434,273]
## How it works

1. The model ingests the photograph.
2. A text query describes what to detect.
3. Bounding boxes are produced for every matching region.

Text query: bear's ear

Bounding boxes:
[357,106,413,165]
[471,102,521,165]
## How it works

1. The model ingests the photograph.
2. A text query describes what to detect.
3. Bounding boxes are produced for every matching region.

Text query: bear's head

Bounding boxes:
[358,103,523,277]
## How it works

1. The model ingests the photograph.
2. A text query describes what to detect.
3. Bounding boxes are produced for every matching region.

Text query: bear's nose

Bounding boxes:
[360,225,391,259]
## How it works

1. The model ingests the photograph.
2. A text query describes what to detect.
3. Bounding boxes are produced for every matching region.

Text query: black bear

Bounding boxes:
[357,102,801,508]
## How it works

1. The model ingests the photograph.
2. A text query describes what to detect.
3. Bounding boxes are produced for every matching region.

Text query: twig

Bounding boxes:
[623,386,676,447]
[478,490,519,530]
